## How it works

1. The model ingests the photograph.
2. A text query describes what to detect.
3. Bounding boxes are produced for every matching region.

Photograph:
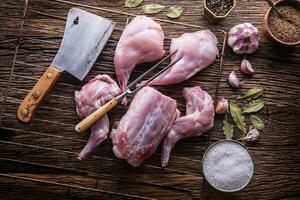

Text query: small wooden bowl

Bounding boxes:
[203,0,236,23]
[263,0,300,47]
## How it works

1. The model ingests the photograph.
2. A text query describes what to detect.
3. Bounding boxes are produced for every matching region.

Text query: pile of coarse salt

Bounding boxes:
[203,140,254,192]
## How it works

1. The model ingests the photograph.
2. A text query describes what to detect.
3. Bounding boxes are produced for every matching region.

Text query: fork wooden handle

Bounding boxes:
[75,97,119,133]
[17,66,61,123]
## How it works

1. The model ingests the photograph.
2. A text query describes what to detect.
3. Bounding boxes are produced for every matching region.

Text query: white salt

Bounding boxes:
[203,140,254,192]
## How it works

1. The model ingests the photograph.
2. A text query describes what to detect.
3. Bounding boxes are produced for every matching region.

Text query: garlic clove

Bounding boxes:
[241,126,259,142]
[240,59,255,75]
[215,97,229,114]
[228,71,242,88]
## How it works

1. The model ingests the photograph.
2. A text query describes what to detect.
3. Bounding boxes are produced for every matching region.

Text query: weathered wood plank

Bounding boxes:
[202,174,300,200]
[0,175,155,200]
[0,142,202,197]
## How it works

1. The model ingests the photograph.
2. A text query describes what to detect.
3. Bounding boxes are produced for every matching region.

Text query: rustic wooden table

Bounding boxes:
[0,0,299,199]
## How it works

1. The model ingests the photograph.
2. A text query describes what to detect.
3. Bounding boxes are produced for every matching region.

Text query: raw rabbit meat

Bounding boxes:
[114,16,165,94]
[147,30,218,86]
[75,75,121,160]
[111,87,178,167]
[161,86,215,167]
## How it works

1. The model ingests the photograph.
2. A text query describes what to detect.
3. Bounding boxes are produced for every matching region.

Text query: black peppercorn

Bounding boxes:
[206,0,233,16]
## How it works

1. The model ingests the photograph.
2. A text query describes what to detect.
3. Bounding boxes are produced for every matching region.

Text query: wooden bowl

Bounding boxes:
[203,0,236,23]
[263,0,300,47]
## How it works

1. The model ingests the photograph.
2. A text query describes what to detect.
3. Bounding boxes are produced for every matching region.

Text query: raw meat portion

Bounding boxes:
[147,30,218,86]
[75,75,121,160]
[161,86,215,167]
[111,87,178,167]
[114,16,165,93]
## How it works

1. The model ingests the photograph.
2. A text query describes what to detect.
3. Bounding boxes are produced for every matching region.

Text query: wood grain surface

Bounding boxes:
[0,0,299,199]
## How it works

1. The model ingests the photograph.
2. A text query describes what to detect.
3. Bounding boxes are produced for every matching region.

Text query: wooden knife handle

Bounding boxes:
[17,66,61,123]
[75,97,119,133]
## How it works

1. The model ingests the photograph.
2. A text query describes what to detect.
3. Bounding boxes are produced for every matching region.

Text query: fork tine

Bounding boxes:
[130,56,182,94]
[127,51,177,89]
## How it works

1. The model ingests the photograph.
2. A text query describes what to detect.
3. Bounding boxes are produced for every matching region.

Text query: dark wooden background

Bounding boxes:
[0,0,299,199]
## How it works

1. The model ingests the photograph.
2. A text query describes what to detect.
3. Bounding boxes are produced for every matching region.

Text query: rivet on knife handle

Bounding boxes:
[17,66,61,123]
[75,97,119,133]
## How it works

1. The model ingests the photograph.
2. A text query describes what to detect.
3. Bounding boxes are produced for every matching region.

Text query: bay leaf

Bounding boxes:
[223,114,233,140]
[237,87,263,100]
[250,114,265,131]
[125,0,143,8]
[167,6,184,19]
[230,102,247,134]
[243,100,264,113]
[143,4,165,14]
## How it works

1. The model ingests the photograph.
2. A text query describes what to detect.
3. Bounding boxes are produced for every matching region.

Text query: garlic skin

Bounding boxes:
[228,71,242,88]
[228,23,260,54]
[240,59,255,75]
[241,126,259,142]
[215,97,229,114]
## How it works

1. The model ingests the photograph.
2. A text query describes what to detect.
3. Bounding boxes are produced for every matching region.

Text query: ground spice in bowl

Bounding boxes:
[206,0,233,16]
[268,5,300,43]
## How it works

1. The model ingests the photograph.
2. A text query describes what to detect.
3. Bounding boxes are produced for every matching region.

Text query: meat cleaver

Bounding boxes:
[17,8,115,123]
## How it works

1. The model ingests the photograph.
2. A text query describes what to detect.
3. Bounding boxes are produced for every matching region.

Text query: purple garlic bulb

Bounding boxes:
[228,23,260,54]
[240,58,255,75]
[228,71,242,88]
[215,97,229,114]
[241,126,259,142]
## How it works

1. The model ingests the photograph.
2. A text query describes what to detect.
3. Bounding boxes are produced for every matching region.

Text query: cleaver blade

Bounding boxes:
[52,8,115,80]
[17,8,115,123]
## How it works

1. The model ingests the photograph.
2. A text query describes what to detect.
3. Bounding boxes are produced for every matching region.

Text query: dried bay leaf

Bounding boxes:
[143,4,165,14]
[167,6,184,19]
[237,87,263,100]
[125,0,143,8]
[250,114,265,131]
[223,114,233,140]
[243,100,264,113]
[230,102,247,134]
